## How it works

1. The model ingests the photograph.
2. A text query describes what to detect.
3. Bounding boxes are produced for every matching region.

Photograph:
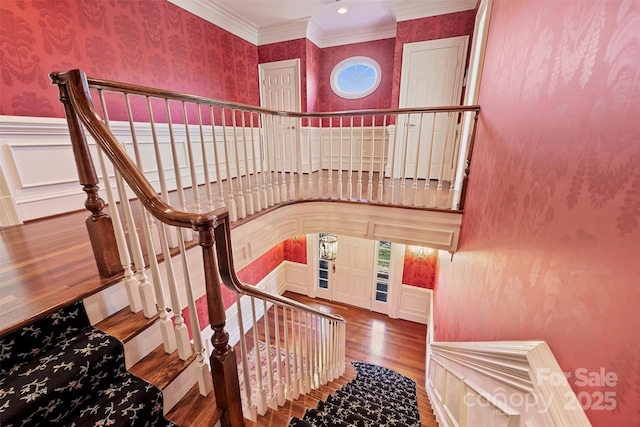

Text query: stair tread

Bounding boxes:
[95,306,159,343]
[165,383,223,426]
[129,344,196,389]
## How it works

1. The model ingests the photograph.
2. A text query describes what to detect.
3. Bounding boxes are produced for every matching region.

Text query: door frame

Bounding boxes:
[398,36,469,109]
[258,58,302,112]
[393,36,469,181]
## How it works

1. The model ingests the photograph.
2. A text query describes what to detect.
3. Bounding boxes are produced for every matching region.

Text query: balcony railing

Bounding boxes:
[51,69,479,426]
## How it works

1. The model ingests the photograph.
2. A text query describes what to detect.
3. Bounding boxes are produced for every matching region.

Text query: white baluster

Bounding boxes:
[146,97,178,249]
[357,115,365,201]
[388,115,401,204]
[220,109,238,221]
[291,309,300,399]
[328,119,334,199]
[235,295,257,421]
[280,117,288,203]
[196,105,215,211]
[231,111,247,219]
[399,112,412,206]
[306,118,313,198]
[274,304,285,406]
[348,116,354,200]
[283,306,292,400]
[182,101,201,213]
[289,117,297,200]
[424,112,437,207]
[257,115,270,209]
[368,115,375,202]
[157,223,191,360]
[318,119,324,199]
[412,113,425,206]
[250,297,267,414]
[378,115,388,202]
[209,107,227,210]
[240,112,254,216]
[265,114,276,206]
[179,237,210,392]
[262,300,277,409]
[94,147,140,313]
[248,113,262,212]
[119,93,177,354]
[338,118,344,199]
[303,312,311,393]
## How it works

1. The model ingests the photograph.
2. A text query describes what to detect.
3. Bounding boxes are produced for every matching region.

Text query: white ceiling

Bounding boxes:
[169,0,478,47]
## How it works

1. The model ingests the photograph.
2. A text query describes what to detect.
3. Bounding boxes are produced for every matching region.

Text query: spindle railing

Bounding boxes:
[51,69,478,425]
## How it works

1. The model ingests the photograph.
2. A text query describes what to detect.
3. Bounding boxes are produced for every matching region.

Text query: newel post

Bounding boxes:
[51,72,122,278]
[194,215,244,427]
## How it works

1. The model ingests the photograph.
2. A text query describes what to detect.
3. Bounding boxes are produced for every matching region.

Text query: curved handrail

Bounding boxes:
[52,69,345,324]
[84,73,479,117]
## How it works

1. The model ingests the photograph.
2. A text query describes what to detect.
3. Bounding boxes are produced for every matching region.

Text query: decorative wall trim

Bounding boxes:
[167,0,258,45]
[396,285,430,324]
[258,18,310,46]
[427,341,591,427]
[231,202,462,272]
[317,22,397,48]
[391,0,478,22]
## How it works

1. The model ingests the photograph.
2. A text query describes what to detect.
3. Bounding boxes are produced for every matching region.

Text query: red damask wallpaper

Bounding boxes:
[0,0,259,117]
[284,236,307,264]
[305,40,321,113]
[434,1,640,425]
[391,11,476,108]
[401,247,437,289]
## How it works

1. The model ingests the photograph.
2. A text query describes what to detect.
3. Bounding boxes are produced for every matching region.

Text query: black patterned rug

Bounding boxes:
[288,361,420,427]
[0,301,175,426]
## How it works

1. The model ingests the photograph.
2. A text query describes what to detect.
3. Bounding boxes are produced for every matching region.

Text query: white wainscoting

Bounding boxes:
[427,341,591,427]
[284,261,310,295]
[0,115,261,223]
[396,285,431,324]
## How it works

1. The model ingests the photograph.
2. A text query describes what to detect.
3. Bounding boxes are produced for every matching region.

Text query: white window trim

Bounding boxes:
[330,56,382,99]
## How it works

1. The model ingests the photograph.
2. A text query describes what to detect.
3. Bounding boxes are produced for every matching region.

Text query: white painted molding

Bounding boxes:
[396,285,430,324]
[315,22,397,48]
[167,0,258,45]
[231,201,462,271]
[427,341,591,427]
[258,18,311,46]
[391,0,478,22]
[0,163,21,227]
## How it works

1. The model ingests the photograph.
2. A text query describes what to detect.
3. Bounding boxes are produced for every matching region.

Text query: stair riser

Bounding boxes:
[162,360,198,414]
[84,280,129,325]
[124,320,163,369]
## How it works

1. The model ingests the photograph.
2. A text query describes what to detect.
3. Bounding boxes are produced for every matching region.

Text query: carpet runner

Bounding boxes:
[288,361,420,427]
[0,301,175,426]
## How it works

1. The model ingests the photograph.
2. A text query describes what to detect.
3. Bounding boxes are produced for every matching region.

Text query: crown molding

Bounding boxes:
[168,0,258,45]
[391,0,477,21]
[258,18,311,46]
[317,22,397,48]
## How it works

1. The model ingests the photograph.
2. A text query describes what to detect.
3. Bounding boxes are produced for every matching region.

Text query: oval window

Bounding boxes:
[330,56,382,99]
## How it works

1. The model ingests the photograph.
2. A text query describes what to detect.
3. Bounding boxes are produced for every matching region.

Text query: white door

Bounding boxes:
[259,59,301,174]
[395,36,468,181]
[332,236,375,309]
[315,235,375,310]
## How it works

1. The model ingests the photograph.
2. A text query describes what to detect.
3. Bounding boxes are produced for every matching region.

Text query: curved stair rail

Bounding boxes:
[51,69,346,426]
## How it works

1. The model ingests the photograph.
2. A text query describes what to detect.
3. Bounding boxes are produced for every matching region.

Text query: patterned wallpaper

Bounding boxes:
[434,1,640,425]
[0,0,259,117]
[391,11,476,108]
[401,247,437,289]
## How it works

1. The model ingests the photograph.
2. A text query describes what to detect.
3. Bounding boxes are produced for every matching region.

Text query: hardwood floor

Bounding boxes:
[1,170,450,335]
[1,202,436,426]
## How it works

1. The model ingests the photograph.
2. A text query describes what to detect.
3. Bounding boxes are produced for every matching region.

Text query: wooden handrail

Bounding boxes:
[83,73,479,118]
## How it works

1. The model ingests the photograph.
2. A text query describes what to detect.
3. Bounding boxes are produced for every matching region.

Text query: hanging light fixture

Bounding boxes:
[319,234,338,261]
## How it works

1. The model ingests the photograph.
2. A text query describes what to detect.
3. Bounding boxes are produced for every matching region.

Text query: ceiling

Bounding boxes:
[170,0,478,47]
